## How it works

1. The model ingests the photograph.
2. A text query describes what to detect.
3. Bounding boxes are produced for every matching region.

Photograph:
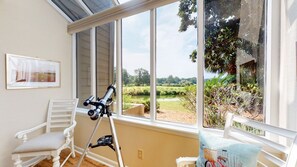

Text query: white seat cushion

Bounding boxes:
[12,132,65,154]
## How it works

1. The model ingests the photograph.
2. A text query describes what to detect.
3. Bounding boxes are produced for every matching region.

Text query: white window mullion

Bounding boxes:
[114,0,120,5]
[76,0,93,15]
[110,22,116,84]
[150,9,157,122]
[90,28,96,97]
[266,0,280,126]
[72,33,77,99]
[47,0,73,22]
[116,19,123,116]
[197,0,205,129]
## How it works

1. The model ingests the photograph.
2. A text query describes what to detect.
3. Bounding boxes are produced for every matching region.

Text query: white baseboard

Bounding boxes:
[74,146,118,167]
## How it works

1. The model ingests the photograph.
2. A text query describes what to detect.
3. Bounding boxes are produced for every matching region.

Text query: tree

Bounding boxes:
[179,0,266,76]
[178,0,241,75]
[166,75,175,84]
[122,69,131,85]
[134,68,150,86]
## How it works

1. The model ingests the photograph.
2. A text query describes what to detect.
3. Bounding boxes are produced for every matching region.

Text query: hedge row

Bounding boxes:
[123,86,186,96]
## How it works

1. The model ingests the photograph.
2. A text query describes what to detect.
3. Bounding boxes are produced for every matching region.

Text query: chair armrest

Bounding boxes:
[176,157,197,167]
[63,120,77,137]
[15,122,47,142]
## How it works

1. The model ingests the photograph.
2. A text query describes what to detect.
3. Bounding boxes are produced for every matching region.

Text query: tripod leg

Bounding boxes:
[108,116,125,167]
[76,117,103,167]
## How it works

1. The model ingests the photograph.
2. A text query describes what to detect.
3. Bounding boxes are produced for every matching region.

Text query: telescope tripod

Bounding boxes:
[77,85,124,167]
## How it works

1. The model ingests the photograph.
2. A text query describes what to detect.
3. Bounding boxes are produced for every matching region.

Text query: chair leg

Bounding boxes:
[71,138,76,158]
[12,155,22,167]
[52,152,60,167]
[13,159,22,167]
[46,155,51,160]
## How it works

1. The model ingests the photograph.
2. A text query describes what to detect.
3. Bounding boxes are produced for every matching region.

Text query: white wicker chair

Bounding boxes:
[12,99,78,167]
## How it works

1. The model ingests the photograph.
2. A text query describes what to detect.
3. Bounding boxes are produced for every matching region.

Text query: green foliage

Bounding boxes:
[180,85,196,111]
[122,68,196,86]
[123,86,186,96]
[122,69,131,85]
[178,0,197,32]
[123,86,150,96]
[189,21,240,75]
[157,76,196,86]
[123,94,160,113]
[180,74,263,129]
[143,100,160,113]
[204,75,236,128]
[134,68,150,86]
[178,0,265,75]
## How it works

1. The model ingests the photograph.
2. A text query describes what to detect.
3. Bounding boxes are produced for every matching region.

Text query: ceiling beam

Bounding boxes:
[67,0,178,34]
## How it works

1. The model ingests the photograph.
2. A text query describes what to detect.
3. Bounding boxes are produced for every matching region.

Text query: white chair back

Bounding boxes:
[224,113,297,167]
[46,99,78,133]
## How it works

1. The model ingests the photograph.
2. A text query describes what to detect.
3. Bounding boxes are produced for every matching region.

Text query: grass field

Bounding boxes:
[157,99,191,113]
[123,85,193,113]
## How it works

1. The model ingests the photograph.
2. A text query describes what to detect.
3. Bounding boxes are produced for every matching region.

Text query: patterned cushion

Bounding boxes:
[197,131,261,167]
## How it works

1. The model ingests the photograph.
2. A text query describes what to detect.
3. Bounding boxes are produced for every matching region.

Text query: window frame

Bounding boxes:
[71,0,279,135]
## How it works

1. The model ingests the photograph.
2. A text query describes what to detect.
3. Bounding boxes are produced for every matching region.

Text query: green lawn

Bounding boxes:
[158,100,191,113]
[123,85,192,113]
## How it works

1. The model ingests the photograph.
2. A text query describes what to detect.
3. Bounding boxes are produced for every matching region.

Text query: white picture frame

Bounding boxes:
[6,54,61,89]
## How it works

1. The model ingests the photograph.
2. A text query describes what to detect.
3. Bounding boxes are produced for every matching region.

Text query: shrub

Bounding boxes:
[123,86,186,96]
[181,74,263,129]
[143,99,160,113]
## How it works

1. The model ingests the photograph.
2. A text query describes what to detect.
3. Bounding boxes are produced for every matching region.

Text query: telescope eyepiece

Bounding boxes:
[84,96,95,106]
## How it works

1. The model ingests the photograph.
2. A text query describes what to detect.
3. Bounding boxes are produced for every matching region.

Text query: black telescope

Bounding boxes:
[84,84,116,120]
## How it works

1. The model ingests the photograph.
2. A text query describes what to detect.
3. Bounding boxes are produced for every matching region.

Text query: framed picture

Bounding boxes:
[6,54,60,89]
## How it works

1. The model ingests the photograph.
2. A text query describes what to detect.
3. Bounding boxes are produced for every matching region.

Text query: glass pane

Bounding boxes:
[156,2,197,125]
[122,12,150,118]
[83,0,115,14]
[52,0,88,21]
[203,0,266,129]
[96,22,116,112]
[96,22,115,97]
[77,29,91,108]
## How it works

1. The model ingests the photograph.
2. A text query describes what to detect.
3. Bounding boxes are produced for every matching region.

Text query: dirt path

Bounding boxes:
[144,109,196,125]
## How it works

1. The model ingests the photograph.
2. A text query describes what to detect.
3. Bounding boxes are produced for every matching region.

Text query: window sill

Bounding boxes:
[76,108,200,139]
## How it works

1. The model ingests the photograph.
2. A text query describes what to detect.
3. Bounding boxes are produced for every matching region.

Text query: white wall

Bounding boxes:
[0,0,72,166]
[279,0,297,131]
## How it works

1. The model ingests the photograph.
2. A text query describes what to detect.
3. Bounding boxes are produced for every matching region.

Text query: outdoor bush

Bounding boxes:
[122,93,160,113]
[181,74,263,129]
[123,86,185,96]
[180,85,196,111]
[143,99,160,113]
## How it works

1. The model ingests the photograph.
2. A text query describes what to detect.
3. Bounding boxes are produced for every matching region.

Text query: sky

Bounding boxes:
[121,1,217,79]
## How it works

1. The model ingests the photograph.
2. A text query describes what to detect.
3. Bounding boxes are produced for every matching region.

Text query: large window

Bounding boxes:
[202,0,266,129]
[122,12,150,118]
[76,22,115,108]
[156,2,197,125]
[96,23,115,97]
[74,0,269,131]
[77,29,91,109]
